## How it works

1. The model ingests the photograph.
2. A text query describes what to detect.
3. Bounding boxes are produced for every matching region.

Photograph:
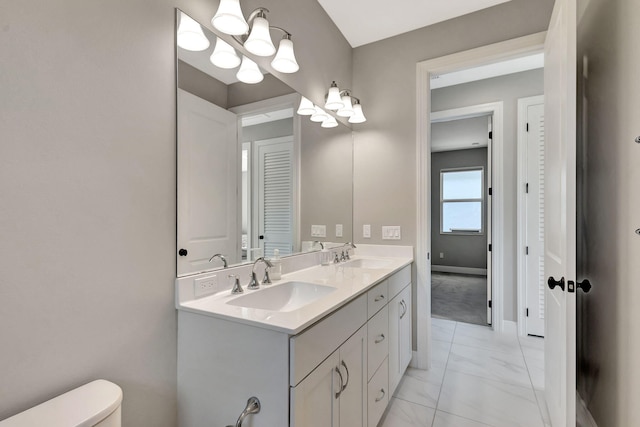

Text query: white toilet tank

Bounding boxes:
[0,380,122,427]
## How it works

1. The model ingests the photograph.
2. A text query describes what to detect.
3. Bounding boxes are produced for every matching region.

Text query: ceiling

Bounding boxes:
[317,0,512,47]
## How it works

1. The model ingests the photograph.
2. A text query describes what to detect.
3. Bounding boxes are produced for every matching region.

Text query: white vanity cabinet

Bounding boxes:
[389,285,412,394]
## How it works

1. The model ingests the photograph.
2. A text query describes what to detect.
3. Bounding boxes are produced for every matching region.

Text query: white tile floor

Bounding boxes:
[379,318,549,427]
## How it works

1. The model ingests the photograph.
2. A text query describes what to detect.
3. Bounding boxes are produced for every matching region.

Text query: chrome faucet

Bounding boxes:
[248,257,273,290]
[343,242,357,260]
[226,397,260,427]
[228,274,243,294]
[208,253,228,268]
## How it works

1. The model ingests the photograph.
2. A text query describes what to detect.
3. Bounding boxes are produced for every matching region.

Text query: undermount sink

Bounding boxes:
[345,258,394,269]
[227,281,337,312]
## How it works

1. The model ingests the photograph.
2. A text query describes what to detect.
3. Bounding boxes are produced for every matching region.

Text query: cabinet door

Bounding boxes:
[291,350,340,427]
[399,286,412,372]
[338,326,367,427]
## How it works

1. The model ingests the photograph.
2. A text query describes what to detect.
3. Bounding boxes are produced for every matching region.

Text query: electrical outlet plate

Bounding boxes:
[311,225,327,237]
[382,226,401,240]
[335,224,343,237]
[194,275,218,298]
[363,224,371,238]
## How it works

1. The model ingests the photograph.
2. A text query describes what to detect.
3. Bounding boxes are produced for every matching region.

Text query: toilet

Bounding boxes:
[0,380,122,427]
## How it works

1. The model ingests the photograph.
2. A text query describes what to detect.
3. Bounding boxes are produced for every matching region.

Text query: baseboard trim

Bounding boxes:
[431,265,487,275]
[577,392,598,427]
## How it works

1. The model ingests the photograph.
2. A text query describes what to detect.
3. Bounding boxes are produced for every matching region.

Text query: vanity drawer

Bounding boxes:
[367,306,389,381]
[367,280,388,319]
[290,294,367,386]
[388,265,411,299]
[367,357,389,427]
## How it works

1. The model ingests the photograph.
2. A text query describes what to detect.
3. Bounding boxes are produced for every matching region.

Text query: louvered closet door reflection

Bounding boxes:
[256,137,294,258]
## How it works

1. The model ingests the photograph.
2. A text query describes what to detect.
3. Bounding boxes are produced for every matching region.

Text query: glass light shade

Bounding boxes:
[310,106,328,122]
[236,56,264,84]
[297,97,315,115]
[271,38,299,73]
[177,13,210,51]
[321,116,338,128]
[210,38,241,69]
[349,102,367,123]
[324,83,344,110]
[244,16,276,56]
[212,0,249,36]
[337,94,354,117]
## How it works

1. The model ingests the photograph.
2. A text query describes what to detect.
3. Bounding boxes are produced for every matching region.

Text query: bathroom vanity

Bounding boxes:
[176,251,412,427]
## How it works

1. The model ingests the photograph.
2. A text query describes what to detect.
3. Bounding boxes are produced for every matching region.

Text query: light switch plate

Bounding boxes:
[382,226,401,240]
[363,224,371,238]
[311,225,327,237]
[335,224,343,237]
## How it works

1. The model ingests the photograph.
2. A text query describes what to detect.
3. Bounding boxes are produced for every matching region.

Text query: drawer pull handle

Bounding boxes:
[400,300,407,319]
[341,360,349,392]
[375,388,386,402]
[374,295,385,302]
[375,334,385,344]
[334,367,344,399]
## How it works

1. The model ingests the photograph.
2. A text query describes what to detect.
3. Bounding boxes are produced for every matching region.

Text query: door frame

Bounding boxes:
[517,95,546,337]
[415,32,546,369]
[431,104,501,326]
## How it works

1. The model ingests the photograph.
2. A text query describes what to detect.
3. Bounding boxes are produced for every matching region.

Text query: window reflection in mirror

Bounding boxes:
[175,10,353,277]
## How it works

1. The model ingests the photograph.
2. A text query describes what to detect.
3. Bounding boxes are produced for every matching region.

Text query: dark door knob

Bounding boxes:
[259,235,264,240]
[577,279,592,293]
[178,248,188,256]
[547,276,565,291]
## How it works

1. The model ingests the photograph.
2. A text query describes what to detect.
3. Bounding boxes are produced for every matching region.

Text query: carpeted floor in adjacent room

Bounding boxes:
[431,272,488,326]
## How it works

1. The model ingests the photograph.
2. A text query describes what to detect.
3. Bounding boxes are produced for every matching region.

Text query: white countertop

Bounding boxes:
[177,255,413,335]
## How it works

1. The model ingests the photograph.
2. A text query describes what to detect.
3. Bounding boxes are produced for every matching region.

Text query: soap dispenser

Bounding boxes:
[271,249,282,280]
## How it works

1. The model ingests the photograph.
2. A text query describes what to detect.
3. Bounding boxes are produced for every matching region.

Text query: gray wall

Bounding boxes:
[431,69,543,320]
[431,148,488,270]
[0,0,352,425]
[178,60,229,108]
[242,118,293,142]
[577,0,640,424]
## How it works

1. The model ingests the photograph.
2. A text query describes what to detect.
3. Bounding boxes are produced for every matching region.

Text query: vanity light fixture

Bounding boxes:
[236,55,264,84]
[177,13,210,51]
[310,106,329,123]
[324,81,344,110]
[210,37,241,69]
[212,0,249,35]
[211,1,300,74]
[297,96,316,115]
[348,98,367,123]
[337,92,354,117]
[321,116,338,128]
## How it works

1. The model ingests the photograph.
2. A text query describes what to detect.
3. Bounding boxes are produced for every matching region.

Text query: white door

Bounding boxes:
[486,116,493,324]
[524,99,546,337]
[177,89,239,275]
[254,137,295,258]
[544,0,577,424]
[338,327,367,427]
[291,351,340,427]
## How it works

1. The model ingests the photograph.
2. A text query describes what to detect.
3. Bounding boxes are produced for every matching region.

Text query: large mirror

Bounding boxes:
[175,10,353,277]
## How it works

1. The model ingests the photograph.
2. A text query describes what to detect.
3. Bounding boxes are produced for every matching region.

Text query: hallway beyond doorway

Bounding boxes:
[432,272,487,325]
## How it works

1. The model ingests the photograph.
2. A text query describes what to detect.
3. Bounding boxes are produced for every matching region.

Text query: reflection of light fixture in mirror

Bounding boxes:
[236,56,264,84]
[212,0,249,35]
[325,81,343,110]
[244,9,276,56]
[297,97,315,115]
[177,12,210,51]
[337,93,354,117]
[349,98,367,123]
[321,116,338,128]
[310,106,328,123]
[210,37,241,69]
[271,34,299,73]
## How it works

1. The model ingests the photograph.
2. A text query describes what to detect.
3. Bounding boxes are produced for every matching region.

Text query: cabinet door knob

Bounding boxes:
[334,367,344,399]
[340,360,349,392]
[375,334,385,344]
[375,388,386,402]
[374,295,385,302]
[400,300,407,319]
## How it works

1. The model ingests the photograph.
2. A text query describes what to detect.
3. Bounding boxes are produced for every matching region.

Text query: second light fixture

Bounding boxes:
[324,81,367,123]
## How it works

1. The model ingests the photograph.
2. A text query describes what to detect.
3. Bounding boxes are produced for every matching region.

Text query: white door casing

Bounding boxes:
[486,115,493,324]
[544,0,577,424]
[518,96,546,337]
[177,89,239,276]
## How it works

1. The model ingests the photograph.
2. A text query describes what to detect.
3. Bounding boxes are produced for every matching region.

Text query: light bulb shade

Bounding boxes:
[325,83,343,110]
[212,0,249,36]
[297,97,315,115]
[349,102,367,123]
[244,16,276,56]
[236,56,264,84]
[321,116,338,128]
[337,94,354,117]
[177,13,210,51]
[210,38,241,69]
[310,106,328,122]
[271,37,299,73]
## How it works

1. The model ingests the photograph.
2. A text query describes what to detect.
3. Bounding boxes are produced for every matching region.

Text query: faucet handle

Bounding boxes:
[333,252,340,264]
[247,271,260,290]
[262,266,272,285]
[229,275,243,294]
